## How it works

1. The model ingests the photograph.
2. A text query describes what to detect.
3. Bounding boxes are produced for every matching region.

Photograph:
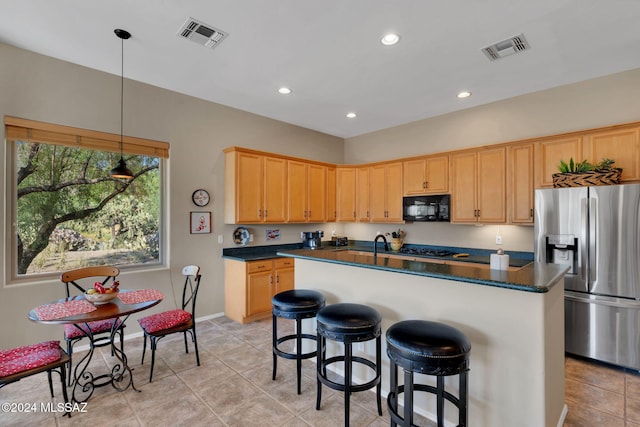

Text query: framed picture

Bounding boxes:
[190,211,211,234]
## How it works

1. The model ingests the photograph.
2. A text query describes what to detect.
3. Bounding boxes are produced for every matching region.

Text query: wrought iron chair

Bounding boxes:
[60,266,125,383]
[139,265,201,382]
[0,341,71,416]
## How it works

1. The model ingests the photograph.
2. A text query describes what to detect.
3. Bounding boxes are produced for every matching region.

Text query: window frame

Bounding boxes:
[4,116,170,285]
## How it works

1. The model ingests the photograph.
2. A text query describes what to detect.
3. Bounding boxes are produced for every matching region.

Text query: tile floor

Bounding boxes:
[1,316,638,426]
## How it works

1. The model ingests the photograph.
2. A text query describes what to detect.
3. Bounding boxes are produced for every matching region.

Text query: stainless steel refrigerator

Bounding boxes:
[534,183,640,370]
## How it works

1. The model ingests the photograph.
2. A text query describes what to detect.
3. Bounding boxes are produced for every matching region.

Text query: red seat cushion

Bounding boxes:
[138,309,192,334]
[0,341,61,378]
[64,318,123,339]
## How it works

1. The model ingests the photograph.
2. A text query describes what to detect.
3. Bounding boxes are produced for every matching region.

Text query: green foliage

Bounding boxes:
[557,157,621,174]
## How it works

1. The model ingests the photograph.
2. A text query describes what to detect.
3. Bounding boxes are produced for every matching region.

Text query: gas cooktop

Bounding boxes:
[399,248,454,257]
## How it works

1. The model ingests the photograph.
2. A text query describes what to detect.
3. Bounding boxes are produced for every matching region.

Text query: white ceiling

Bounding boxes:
[1,1,640,138]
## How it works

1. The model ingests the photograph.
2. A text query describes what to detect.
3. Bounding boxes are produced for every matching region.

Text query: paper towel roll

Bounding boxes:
[490,253,510,270]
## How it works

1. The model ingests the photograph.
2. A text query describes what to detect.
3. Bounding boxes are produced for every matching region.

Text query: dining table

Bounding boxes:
[28,288,164,403]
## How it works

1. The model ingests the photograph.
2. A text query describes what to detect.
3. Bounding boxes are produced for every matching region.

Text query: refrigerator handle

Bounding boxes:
[589,197,597,284]
[580,197,588,283]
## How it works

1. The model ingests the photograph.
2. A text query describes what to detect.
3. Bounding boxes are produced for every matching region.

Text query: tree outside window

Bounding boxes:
[6,118,167,278]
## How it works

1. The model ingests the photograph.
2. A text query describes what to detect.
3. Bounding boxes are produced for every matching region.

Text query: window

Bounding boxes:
[5,116,169,280]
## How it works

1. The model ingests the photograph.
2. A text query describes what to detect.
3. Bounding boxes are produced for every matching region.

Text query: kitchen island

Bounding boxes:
[277,247,568,427]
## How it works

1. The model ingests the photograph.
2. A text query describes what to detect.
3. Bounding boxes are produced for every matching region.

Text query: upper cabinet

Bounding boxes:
[451,147,506,223]
[356,167,371,222]
[535,135,583,188]
[225,149,287,224]
[370,162,404,223]
[287,160,327,222]
[509,144,534,224]
[327,167,337,222]
[336,167,357,222]
[403,155,449,195]
[583,126,640,182]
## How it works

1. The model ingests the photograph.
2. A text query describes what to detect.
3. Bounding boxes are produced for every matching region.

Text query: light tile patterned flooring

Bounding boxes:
[1,315,638,426]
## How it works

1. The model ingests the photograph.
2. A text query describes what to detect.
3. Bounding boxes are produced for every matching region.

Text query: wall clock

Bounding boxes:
[191,189,210,207]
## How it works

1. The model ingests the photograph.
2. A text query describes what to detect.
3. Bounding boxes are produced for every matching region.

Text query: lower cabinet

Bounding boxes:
[224,257,295,324]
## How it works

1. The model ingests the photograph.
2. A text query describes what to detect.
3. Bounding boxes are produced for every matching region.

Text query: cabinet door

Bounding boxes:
[536,136,582,187]
[326,167,336,222]
[247,270,272,317]
[274,258,294,295]
[264,156,287,223]
[585,127,640,182]
[357,167,370,222]
[477,147,506,223]
[510,144,534,224]
[336,167,356,221]
[236,152,264,223]
[403,158,428,195]
[307,164,327,222]
[287,160,308,222]
[424,155,449,194]
[451,152,478,223]
[369,164,387,222]
[385,162,404,222]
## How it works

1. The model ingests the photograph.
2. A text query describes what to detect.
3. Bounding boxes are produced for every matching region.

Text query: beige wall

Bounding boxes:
[342,68,640,252]
[0,43,344,347]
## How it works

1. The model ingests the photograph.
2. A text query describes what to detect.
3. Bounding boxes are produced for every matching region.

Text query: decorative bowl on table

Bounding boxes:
[84,289,119,304]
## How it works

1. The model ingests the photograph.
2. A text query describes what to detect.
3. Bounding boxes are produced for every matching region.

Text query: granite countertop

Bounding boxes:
[274,246,567,293]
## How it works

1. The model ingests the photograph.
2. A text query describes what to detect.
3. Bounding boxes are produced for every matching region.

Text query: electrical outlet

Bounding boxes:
[495,235,503,245]
[249,234,254,242]
[217,235,223,244]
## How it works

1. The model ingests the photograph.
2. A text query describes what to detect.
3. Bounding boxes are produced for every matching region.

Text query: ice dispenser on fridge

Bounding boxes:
[544,234,577,274]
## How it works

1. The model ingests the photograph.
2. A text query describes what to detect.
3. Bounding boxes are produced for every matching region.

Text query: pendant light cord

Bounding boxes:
[120,35,124,156]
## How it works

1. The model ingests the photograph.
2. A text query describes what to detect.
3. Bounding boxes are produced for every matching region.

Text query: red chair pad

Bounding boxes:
[0,341,61,378]
[138,309,192,333]
[64,318,123,339]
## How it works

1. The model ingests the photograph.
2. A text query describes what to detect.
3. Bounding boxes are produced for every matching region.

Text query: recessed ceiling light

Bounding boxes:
[278,87,292,95]
[381,34,400,46]
[346,112,357,119]
[457,91,472,99]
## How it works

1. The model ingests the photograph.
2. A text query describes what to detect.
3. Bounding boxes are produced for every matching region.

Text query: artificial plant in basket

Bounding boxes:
[553,158,622,187]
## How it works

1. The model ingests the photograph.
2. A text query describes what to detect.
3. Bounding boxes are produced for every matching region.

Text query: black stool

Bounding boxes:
[316,303,382,427]
[386,320,471,427]
[272,289,325,394]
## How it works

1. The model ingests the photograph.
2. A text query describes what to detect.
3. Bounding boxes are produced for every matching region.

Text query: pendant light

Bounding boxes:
[109,28,134,179]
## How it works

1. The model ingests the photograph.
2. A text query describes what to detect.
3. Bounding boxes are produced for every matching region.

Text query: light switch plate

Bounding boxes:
[495,235,503,245]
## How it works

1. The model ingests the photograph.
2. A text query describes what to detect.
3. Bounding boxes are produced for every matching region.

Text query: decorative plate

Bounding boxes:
[233,227,250,246]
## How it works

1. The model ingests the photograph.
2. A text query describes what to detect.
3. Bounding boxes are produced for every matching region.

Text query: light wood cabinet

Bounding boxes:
[327,167,336,222]
[535,135,583,188]
[403,155,448,195]
[583,126,640,182]
[225,258,295,324]
[287,161,327,222]
[357,167,371,222]
[451,148,506,223]
[370,162,404,222]
[224,150,287,224]
[336,167,357,221]
[509,144,534,224]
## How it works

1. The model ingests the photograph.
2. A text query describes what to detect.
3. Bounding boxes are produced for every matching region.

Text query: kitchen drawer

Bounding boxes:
[274,258,295,269]
[247,260,272,273]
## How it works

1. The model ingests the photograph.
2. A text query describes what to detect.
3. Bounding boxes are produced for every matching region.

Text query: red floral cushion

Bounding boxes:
[64,318,123,339]
[138,309,192,334]
[0,341,61,378]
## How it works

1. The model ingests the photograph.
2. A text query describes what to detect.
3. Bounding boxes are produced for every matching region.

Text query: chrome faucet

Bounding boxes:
[373,234,389,257]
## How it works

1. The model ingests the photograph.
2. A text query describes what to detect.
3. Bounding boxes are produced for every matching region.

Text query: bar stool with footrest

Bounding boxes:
[272,289,325,394]
[386,320,471,427]
[316,302,383,427]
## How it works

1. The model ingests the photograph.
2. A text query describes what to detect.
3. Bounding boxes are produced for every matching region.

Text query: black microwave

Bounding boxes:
[403,195,450,222]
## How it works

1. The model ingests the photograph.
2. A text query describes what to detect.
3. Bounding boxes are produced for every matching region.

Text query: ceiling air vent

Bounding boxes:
[177,17,228,49]
[482,33,530,61]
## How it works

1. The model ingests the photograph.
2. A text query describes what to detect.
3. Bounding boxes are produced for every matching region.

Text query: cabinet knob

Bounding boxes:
[530,208,534,218]
[425,181,429,189]
[264,209,268,217]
